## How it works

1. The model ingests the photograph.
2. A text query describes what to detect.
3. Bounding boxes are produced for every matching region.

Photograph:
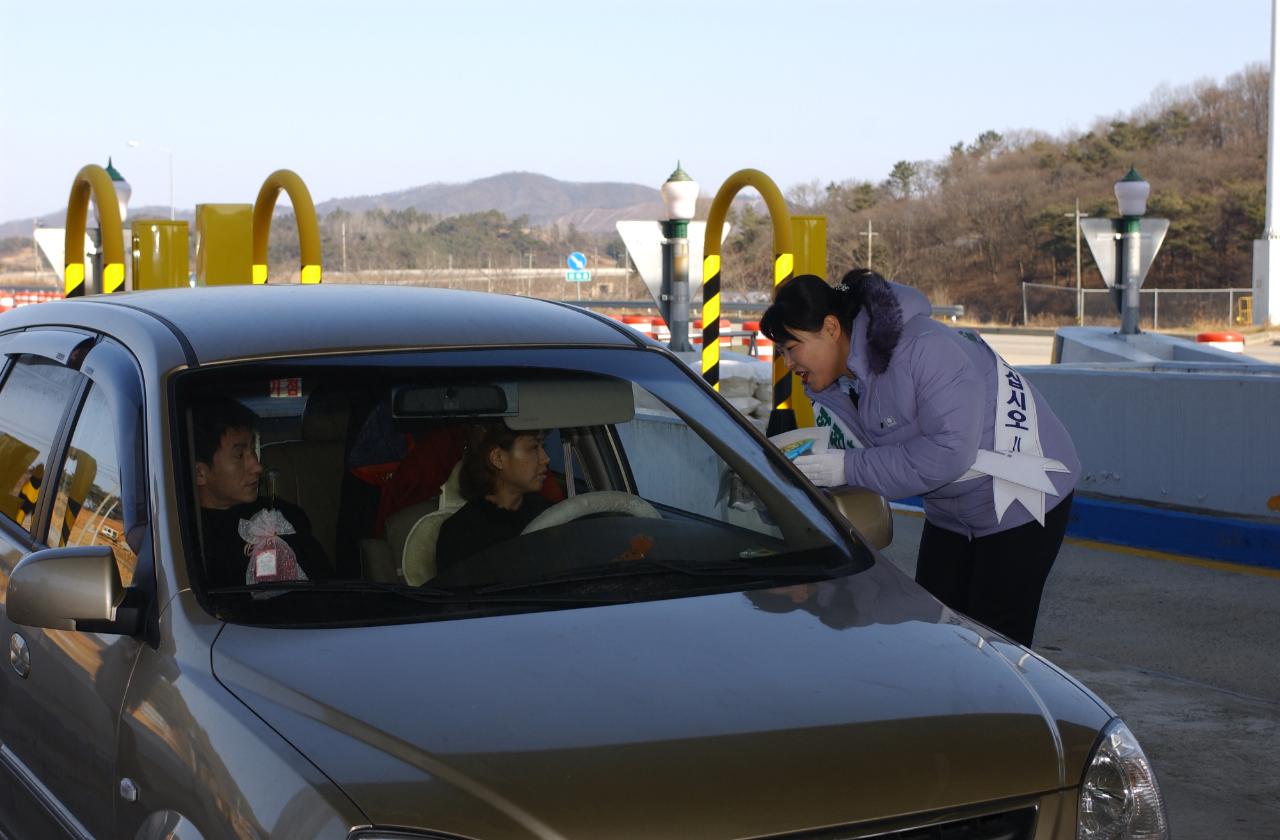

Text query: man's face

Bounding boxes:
[490,432,550,495]
[196,427,263,509]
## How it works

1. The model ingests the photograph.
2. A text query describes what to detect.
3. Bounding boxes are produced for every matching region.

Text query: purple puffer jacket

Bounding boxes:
[806,276,1079,539]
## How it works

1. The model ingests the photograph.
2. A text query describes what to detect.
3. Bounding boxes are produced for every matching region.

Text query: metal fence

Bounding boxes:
[1020,283,1252,330]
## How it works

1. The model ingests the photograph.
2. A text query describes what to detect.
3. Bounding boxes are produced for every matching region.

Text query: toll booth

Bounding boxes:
[196,204,254,286]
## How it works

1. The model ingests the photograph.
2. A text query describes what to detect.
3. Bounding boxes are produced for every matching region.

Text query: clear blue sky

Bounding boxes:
[0,0,1271,222]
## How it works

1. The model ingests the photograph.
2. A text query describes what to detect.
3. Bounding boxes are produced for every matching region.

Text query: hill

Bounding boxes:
[0,206,187,239]
[3,63,1268,325]
[317,172,663,232]
[717,63,1269,322]
[0,174,661,238]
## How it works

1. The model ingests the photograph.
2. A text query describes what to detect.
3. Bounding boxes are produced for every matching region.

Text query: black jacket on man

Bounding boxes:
[199,499,329,589]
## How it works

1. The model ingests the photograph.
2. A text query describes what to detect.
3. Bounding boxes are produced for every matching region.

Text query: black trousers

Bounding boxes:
[914,493,1073,647]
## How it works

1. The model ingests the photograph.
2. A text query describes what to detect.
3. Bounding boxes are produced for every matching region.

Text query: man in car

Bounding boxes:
[193,396,329,588]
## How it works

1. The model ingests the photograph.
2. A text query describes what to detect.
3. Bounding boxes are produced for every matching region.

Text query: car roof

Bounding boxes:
[27,285,642,365]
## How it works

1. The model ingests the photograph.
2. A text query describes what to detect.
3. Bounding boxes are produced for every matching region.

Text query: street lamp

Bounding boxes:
[1114,166,1151,217]
[660,162,698,352]
[127,139,175,220]
[1081,166,1169,336]
[103,157,131,224]
[1114,167,1151,335]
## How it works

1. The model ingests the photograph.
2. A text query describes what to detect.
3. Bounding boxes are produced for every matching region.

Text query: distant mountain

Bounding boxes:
[316,172,665,232]
[0,173,669,237]
[0,206,190,239]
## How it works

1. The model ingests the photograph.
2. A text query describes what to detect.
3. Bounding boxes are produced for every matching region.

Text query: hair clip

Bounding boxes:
[835,283,850,293]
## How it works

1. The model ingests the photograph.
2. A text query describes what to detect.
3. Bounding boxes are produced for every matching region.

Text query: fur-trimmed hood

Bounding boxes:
[845,274,931,379]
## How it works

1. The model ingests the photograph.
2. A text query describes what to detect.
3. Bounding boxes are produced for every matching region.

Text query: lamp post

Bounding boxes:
[127,139,175,220]
[89,158,132,294]
[103,157,132,225]
[660,162,698,352]
[1081,167,1168,337]
[1114,167,1151,335]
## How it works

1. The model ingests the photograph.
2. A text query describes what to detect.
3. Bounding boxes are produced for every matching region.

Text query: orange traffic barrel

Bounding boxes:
[1196,331,1245,353]
[622,314,656,339]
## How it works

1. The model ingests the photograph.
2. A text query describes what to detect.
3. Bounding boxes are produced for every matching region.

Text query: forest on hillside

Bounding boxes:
[721,63,1267,322]
[2,64,1266,324]
[265,63,1268,322]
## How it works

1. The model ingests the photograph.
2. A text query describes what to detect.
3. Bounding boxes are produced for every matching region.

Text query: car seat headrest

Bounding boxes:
[439,459,465,512]
[302,390,349,443]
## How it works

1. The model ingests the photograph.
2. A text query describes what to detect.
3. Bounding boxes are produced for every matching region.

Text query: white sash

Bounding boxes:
[955,350,1068,525]
[810,362,1066,525]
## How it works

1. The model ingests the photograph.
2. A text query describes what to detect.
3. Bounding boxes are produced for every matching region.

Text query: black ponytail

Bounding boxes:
[760,273,866,344]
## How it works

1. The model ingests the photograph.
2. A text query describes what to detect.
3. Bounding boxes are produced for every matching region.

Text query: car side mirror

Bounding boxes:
[827,487,893,550]
[7,545,127,633]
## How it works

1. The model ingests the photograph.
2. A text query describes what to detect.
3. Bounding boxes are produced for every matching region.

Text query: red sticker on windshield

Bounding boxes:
[269,378,303,398]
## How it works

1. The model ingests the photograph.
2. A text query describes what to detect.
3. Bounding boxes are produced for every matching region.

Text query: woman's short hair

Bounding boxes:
[760,269,882,344]
[457,420,545,502]
[458,421,518,501]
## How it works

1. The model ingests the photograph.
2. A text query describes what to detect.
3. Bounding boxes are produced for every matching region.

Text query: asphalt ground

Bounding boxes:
[880,510,1280,839]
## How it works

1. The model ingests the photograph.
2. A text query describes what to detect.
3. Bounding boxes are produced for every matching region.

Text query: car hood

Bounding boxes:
[211,559,1110,838]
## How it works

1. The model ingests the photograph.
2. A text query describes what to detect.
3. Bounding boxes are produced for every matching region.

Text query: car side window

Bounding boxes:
[46,386,137,587]
[0,355,82,533]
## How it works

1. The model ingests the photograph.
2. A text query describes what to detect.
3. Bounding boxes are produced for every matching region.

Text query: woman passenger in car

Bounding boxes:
[434,421,553,577]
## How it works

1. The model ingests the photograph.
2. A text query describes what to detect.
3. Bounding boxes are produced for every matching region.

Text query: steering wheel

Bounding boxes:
[521,491,661,535]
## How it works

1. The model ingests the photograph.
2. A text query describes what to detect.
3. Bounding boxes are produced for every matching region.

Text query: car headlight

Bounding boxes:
[1078,719,1169,840]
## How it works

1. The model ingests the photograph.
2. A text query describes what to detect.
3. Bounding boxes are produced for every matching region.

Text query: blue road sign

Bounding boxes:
[567,251,587,270]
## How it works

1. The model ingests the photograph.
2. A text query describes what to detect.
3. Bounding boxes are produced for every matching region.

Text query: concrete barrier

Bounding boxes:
[1024,363,1280,521]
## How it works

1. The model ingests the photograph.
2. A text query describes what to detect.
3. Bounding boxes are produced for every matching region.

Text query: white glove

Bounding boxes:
[793,451,846,487]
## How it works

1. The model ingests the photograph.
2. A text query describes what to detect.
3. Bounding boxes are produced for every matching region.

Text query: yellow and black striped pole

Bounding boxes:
[63,165,126,297]
[769,249,795,429]
[15,465,42,527]
[60,451,97,545]
[700,252,722,386]
[252,170,323,285]
[702,169,795,434]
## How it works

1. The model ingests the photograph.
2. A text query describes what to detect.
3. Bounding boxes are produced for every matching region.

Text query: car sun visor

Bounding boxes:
[392,377,634,429]
[506,377,634,430]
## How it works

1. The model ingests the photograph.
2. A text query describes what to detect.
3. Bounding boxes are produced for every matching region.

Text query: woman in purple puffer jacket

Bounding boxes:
[760,270,1080,645]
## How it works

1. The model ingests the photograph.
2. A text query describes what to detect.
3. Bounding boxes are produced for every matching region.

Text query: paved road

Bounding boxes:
[978,333,1055,366]
[980,331,1280,367]
[1244,337,1280,364]
[880,511,1280,839]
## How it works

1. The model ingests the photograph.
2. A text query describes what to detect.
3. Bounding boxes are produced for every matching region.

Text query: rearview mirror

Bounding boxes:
[828,488,893,550]
[7,546,125,632]
[392,376,635,429]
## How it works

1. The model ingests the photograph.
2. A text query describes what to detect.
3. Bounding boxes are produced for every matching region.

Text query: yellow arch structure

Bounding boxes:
[64,165,126,297]
[251,170,322,285]
[701,169,794,432]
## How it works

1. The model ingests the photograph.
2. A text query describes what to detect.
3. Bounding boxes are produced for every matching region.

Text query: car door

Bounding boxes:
[0,331,150,840]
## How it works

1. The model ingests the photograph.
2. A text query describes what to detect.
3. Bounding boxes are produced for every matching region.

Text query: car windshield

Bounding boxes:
[173,347,867,625]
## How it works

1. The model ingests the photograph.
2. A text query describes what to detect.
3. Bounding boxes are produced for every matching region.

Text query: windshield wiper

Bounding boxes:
[473,555,858,595]
[206,579,627,606]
